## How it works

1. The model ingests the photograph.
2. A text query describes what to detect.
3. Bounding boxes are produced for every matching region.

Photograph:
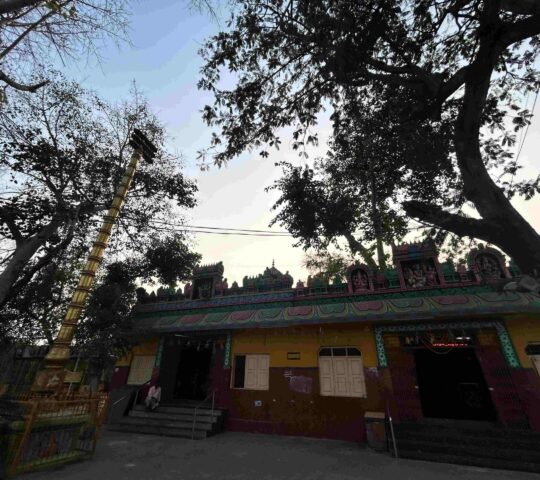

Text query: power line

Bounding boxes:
[147,218,292,235]
[514,88,539,167]
[137,217,294,236]
[173,229,293,237]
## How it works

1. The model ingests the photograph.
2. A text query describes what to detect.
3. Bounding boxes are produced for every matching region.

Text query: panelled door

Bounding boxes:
[387,347,423,421]
[477,346,529,428]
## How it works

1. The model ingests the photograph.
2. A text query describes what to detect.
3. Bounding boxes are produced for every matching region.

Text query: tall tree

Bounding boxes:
[270,86,455,269]
[0,74,197,309]
[199,0,540,275]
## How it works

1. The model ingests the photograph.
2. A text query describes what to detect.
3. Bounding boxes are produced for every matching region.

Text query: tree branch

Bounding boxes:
[0,5,60,61]
[500,13,540,47]
[343,232,378,270]
[0,207,23,245]
[0,215,76,309]
[403,201,498,240]
[0,70,48,92]
[0,0,40,15]
[501,0,540,15]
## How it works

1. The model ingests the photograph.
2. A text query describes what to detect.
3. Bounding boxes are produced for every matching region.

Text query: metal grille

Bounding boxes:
[2,394,108,478]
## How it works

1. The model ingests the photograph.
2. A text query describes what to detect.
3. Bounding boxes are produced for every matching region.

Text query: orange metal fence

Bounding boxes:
[2,394,108,478]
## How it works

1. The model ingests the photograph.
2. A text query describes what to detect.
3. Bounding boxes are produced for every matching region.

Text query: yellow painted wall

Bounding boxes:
[506,316,540,368]
[115,352,132,367]
[231,323,377,367]
[115,337,160,366]
[132,337,160,356]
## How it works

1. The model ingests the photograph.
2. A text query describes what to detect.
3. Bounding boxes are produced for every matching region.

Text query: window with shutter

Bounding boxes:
[318,347,367,398]
[257,355,269,389]
[127,355,155,385]
[232,354,269,390]
[319,357,334,396]
[531,355,540,378]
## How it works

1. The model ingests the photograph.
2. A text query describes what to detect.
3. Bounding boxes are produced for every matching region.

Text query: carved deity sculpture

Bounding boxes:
[404,263,430,288]
[477,254,503,281]
[184,282,193,298]
[351,269,369,292]
[425,265,438,286]
[296,279,305,289]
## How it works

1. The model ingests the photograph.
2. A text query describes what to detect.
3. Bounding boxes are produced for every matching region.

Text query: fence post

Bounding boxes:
[9,401,38,477]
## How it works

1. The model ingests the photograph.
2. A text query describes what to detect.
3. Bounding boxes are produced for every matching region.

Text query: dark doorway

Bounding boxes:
[173,344,213,400]
[414,347,497,421]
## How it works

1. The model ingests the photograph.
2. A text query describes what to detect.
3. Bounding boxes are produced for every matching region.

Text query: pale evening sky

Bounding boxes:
[61,0,540,288]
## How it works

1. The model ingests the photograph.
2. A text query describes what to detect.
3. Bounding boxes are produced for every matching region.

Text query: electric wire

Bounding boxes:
[515,89,539,165]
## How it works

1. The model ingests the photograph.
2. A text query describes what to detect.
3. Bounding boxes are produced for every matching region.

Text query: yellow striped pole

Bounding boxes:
[33,148,144,391]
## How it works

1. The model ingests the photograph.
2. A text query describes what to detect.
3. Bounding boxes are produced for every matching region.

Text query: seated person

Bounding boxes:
[144,384,161,411]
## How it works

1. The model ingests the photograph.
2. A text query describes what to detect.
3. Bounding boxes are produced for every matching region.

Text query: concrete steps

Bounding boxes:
[392,419,540,473]
[109,402,227,440]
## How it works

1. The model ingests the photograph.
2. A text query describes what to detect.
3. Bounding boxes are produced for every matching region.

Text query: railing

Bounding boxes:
[4,396,104,478]
[191,390,215,440]
[386,402,398,459]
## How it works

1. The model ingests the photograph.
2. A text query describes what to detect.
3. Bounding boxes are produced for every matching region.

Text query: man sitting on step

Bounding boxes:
[145,384,161,411]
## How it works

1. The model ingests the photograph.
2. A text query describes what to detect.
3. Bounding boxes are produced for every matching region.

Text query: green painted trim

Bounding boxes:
[494,322,521,368]
[134,285,494,320]
[374,320,521,369]
[224,334,231,369]
[155,337,164,368]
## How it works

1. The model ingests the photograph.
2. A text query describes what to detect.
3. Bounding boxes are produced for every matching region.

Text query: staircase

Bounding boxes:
[109,402,227,440]
[391,419,540,473]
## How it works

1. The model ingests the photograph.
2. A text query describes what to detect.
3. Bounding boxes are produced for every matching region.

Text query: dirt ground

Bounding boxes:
[20,428,540,480]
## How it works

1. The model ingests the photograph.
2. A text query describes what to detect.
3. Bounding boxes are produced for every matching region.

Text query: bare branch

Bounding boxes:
[0,70,48,92]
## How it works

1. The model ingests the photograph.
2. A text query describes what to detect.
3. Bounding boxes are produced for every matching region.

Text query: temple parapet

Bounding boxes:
[392,240,445,289]
[138,244,521,304]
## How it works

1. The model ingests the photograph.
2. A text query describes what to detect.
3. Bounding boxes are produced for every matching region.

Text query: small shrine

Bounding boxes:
[468,245,511,282]
[243,261,293,290]
[190,261,225,300]
[392,241,445,289]
[346,263,375,293]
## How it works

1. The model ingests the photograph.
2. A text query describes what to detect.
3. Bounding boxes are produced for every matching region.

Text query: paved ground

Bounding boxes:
[21,428,540,480]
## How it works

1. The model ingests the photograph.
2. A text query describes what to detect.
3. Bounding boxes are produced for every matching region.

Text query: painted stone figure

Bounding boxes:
[404,263,427,288]
[477,254,503,281]
[351,269,369,292]
[346,264,373,293]
[425,265,438,286]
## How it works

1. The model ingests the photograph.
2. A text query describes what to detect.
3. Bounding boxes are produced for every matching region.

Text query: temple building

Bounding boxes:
[109,242,540,468]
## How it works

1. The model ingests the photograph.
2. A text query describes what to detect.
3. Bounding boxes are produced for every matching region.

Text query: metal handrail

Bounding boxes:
[133,383,149,407]
[106,383,148,423]
[191,390,215,440]
[386,402,398,458]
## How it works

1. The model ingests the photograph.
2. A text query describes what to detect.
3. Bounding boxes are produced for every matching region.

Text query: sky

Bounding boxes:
[61,0,540,288]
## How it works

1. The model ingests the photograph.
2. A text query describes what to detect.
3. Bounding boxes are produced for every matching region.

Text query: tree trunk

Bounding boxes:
[0,214,65,308]
[368,161,386,270]
[344,232,378,269]
[454,21,540,276]
[406,12,540,277]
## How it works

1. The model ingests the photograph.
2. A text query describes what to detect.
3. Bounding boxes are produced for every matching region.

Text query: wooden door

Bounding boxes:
[387,347,423,421]
[319,357,334,396]
[477,346,529,428]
